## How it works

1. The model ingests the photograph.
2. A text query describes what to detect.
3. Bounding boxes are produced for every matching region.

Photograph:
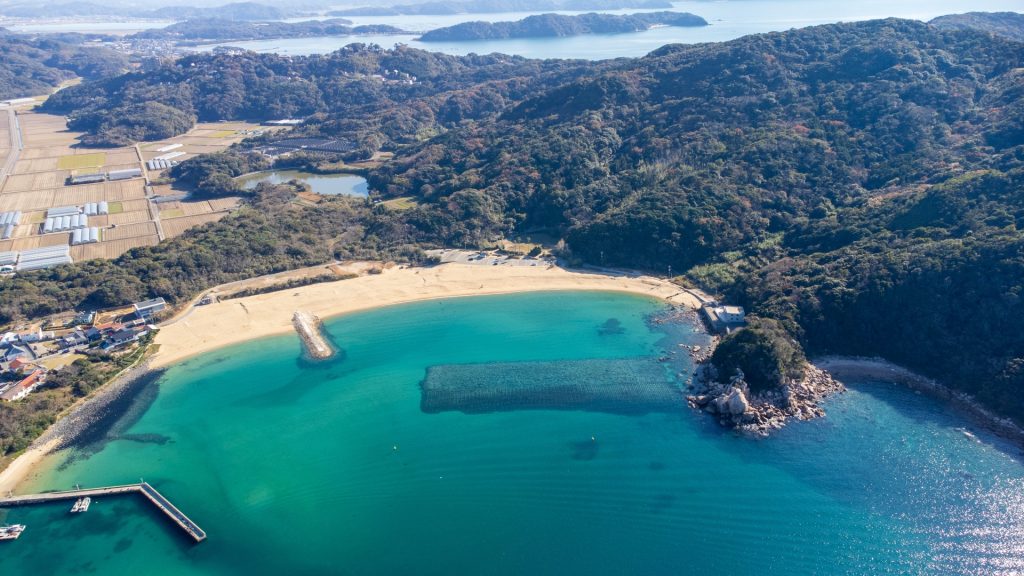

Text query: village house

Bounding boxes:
[133,297,167,320]
[0,369,45,402]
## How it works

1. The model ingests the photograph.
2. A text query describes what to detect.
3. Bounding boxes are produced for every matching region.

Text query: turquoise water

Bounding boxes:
[1,291,1023,574]
[236,170,369,196]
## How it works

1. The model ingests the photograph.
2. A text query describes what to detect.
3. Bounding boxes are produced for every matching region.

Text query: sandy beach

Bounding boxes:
[151,261,703,369]
[0,438,60,495]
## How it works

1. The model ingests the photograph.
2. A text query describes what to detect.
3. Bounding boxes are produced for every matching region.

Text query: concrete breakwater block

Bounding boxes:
[421,358,680,415]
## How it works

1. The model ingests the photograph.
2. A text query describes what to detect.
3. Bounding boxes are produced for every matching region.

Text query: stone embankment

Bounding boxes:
[687,364,845,437]
[292,311,334,360]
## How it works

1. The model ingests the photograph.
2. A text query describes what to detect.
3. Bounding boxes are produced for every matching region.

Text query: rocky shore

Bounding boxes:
[817,356,1024,446]
[687,364,845,437]
[39,360,165,453]
[0,359,164,492]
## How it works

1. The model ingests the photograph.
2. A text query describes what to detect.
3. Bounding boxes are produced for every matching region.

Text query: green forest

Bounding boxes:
[5,18,1024,425]
[0,30,128,99]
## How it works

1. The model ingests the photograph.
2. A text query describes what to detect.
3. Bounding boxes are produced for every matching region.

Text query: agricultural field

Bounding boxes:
[0,111,253,264]
[161,212,231,238]
[142,121,268,176]
[56,152,106,170]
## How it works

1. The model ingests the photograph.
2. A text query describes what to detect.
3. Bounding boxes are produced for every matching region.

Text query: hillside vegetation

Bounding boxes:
[12,19,1024,424]
[0,30,128,100]
[930,11,1024,42]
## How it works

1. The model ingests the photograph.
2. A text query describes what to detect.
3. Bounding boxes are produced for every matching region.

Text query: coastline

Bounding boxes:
[815,356,1024,446]
[0,260,699,495]
[150,261,703,369]
[0,359,160,495]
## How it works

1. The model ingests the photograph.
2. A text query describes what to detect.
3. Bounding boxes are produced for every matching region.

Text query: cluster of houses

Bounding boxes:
[0,298,166,402]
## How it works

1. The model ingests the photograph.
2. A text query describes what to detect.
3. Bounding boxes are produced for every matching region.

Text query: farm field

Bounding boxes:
[0,111,249,264]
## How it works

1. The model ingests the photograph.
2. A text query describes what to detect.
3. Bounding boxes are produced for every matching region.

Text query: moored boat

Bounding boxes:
[0,524,26,540]
[70,496,92,513]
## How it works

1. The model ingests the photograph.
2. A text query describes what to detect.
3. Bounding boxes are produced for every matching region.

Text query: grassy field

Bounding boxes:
[57,153,106,170]
[208,130,236,138]
[381,197,418,210]
[160,208,185,218]
[107,201,124,214]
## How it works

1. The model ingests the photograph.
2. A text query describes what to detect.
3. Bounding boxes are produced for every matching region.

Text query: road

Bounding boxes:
[0,107,23,189]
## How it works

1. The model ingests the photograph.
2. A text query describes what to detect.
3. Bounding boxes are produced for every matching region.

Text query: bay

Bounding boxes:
[1,291,1021,574]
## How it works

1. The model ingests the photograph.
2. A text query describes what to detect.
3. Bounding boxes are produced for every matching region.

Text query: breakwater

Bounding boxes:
[292,311,334,360]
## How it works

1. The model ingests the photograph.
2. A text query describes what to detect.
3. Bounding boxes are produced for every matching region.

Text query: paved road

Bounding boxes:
[0,108,22,189]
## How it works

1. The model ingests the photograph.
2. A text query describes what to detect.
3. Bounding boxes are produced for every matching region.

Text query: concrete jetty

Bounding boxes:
[293,311,334,360]
[0,482,206,542]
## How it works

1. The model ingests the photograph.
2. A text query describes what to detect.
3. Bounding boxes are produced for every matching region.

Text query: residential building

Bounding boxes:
[133,297,167,319]
[0,369,45,402]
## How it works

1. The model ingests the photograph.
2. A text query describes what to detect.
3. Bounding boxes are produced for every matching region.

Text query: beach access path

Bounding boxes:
[150,258,703,369]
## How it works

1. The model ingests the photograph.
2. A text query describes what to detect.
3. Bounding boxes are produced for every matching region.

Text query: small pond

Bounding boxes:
[236,170,369,197]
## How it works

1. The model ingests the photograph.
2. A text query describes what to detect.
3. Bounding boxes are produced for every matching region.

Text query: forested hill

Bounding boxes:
[132,19,407,43]
[40,46,593,146]
[930,11,1024,42]
[419,11,707,41]
[0,30,128,100]
[20,19,1024,425]
[332,0,672,17]
[374,19,1024,423]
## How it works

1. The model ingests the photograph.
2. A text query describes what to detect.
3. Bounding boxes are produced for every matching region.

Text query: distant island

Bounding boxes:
[133,19,409,44]
[930,11,1024,42]
[0,1,303,22]
[332,0,673,17]
[419,11,708,41]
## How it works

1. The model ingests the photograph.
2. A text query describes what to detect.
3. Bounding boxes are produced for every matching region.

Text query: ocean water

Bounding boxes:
[235,170,370,196]
[190,0,1024,59]
[1,291,1023,575]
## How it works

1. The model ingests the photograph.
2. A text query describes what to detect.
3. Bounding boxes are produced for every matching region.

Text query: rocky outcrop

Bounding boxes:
[687,364,845,437]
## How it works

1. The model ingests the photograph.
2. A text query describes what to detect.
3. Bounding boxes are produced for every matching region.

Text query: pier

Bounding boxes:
[0,482,206,542]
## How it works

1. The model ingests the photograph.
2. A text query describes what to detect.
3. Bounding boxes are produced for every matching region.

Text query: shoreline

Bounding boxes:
[149,261,703,369]
[0,359,160,495]
[815,356,1024,446]
[0,260,700,494]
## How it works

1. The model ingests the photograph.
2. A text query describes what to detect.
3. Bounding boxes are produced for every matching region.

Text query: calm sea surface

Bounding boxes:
[192,0,1024,59]
[1,291,1022,574]
[236,170,370,197]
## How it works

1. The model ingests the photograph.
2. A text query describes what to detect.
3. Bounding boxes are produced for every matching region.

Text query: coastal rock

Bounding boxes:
[726,387,750,415]
[687,364,845,437]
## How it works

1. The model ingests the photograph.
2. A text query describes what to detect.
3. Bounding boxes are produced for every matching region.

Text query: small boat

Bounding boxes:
[0,524,26,541]
[70,496,91,513]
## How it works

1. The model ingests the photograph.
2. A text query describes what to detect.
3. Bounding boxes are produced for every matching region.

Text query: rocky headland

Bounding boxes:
[687,363,845,437]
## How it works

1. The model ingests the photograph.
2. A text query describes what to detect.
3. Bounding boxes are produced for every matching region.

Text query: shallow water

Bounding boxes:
[235,170,369,196]
[2,292,1022,575]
